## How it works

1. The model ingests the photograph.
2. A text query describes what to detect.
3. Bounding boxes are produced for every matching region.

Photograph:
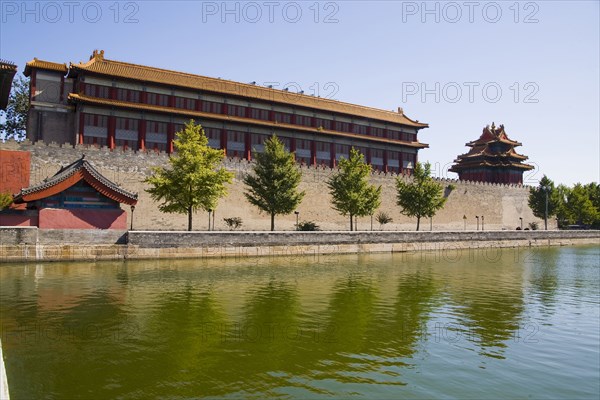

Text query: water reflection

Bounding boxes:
[1,246,599,399]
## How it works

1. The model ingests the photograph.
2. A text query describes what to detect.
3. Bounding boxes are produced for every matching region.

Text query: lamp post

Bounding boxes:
[541,185,549,230]
[130,205,135,231]
[481,215,484,231]
[208,209,212,231]
[463,215,467,231]
[519,217,523,230]
[294,211,299,230]
[476,216,479,231]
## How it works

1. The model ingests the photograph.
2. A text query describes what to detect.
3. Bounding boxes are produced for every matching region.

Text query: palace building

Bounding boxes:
[449,123,534,184]
[23,50,428,173]
[6,155,138,229]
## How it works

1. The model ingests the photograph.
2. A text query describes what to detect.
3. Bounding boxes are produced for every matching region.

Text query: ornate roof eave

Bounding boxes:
[69,93,430,149]
[13,156,138,205]
[450,161,534,171]
[66,50,428,129]
[0,60,17,110]
[24,58,68,77]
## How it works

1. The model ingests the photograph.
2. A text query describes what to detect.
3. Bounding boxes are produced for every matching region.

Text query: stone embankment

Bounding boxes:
[0,227,598,263]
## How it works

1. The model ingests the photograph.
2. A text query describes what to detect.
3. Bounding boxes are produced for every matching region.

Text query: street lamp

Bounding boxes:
[463,215,467,231]
[130,205,135,231]
[541,185,549,230]
[294,211,299,229]
[519,217,523,230]
[481,215,484,231]
[476,216,479,231]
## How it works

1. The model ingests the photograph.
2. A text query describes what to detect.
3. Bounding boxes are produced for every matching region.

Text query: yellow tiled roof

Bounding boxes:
[69,93,429,149]
[65,50,428,128]
[24,58,68,77]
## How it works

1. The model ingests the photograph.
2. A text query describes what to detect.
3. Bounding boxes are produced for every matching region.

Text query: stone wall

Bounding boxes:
[1,227,597,263]
[0,140,547,231]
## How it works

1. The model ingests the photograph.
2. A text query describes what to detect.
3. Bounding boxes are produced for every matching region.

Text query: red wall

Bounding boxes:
[0,150,30,210]
[38,208,127,230]
[0,212,38,227]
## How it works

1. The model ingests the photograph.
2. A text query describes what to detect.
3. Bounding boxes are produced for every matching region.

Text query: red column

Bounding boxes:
[139,120,146,151]
[78,113,85,144]
[30,71,37,101]
[167,123,174,154]
[366,148,372,165]
[310,140,317,166]
[330,144,336,168]
[140,91,147,104]
[399,152,404,174]
[222,103,229,115]
[383,150,388,173]
[290,137,297,160]
[110,87,117,100]
[220,128,227,152]
[108,116,116,150]
[245,132,252,161]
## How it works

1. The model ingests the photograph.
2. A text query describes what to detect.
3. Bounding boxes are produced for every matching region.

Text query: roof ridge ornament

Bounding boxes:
[91,49,105,61]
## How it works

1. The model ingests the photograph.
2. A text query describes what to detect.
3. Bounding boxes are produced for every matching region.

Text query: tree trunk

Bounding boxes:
[271,212,275,231]
[416,217,420,231]
[188,206,193,231]
[350,214,353,231]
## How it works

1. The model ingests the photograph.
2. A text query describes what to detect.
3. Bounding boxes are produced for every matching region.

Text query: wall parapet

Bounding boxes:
[1,140,534,189]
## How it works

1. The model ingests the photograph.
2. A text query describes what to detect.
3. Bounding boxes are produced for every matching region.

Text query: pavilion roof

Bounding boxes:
[62,50,428,128]
[23,58,68,77]
[13,156,138,205]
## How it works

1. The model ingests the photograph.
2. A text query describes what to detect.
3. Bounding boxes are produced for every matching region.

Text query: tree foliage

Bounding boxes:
[243,135,305,231]
[0,76,30,141]
[395,162,447,231]
[144,120,233,231]
[327,148,381,231]
[563,183,599,227]
[528,175,559,228]
[0,192,13,210]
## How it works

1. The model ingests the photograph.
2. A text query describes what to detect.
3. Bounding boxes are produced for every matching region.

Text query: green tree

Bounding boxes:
[0,76,30,141]
[584,182,600,228]
[564,183,599,226]
[145,120,233,231]
[328,148,381,231]
[528,175,559,229]
[395,162,446,231]
[554,184,571,228]
[244,135,304,231]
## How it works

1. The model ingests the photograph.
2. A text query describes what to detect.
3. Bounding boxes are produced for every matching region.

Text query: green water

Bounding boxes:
[1,245,599,399]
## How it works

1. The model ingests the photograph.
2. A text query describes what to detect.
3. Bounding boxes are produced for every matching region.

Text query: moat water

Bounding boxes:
[1,246,599,399]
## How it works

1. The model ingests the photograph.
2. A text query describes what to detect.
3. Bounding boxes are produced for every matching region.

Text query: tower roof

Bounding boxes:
[450,123,534,174]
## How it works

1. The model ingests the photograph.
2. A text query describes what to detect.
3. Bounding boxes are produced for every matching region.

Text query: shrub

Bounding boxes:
[0,192,13,210]
[296,221,320,231]
[223,217,243,230]
[528,222,539,231]
[375,211,393,230]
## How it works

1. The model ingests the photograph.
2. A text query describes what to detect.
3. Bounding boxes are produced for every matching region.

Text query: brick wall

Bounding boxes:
[0,140,546,231]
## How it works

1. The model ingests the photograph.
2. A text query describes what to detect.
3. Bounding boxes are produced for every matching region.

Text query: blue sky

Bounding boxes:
[1,0,598,185]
